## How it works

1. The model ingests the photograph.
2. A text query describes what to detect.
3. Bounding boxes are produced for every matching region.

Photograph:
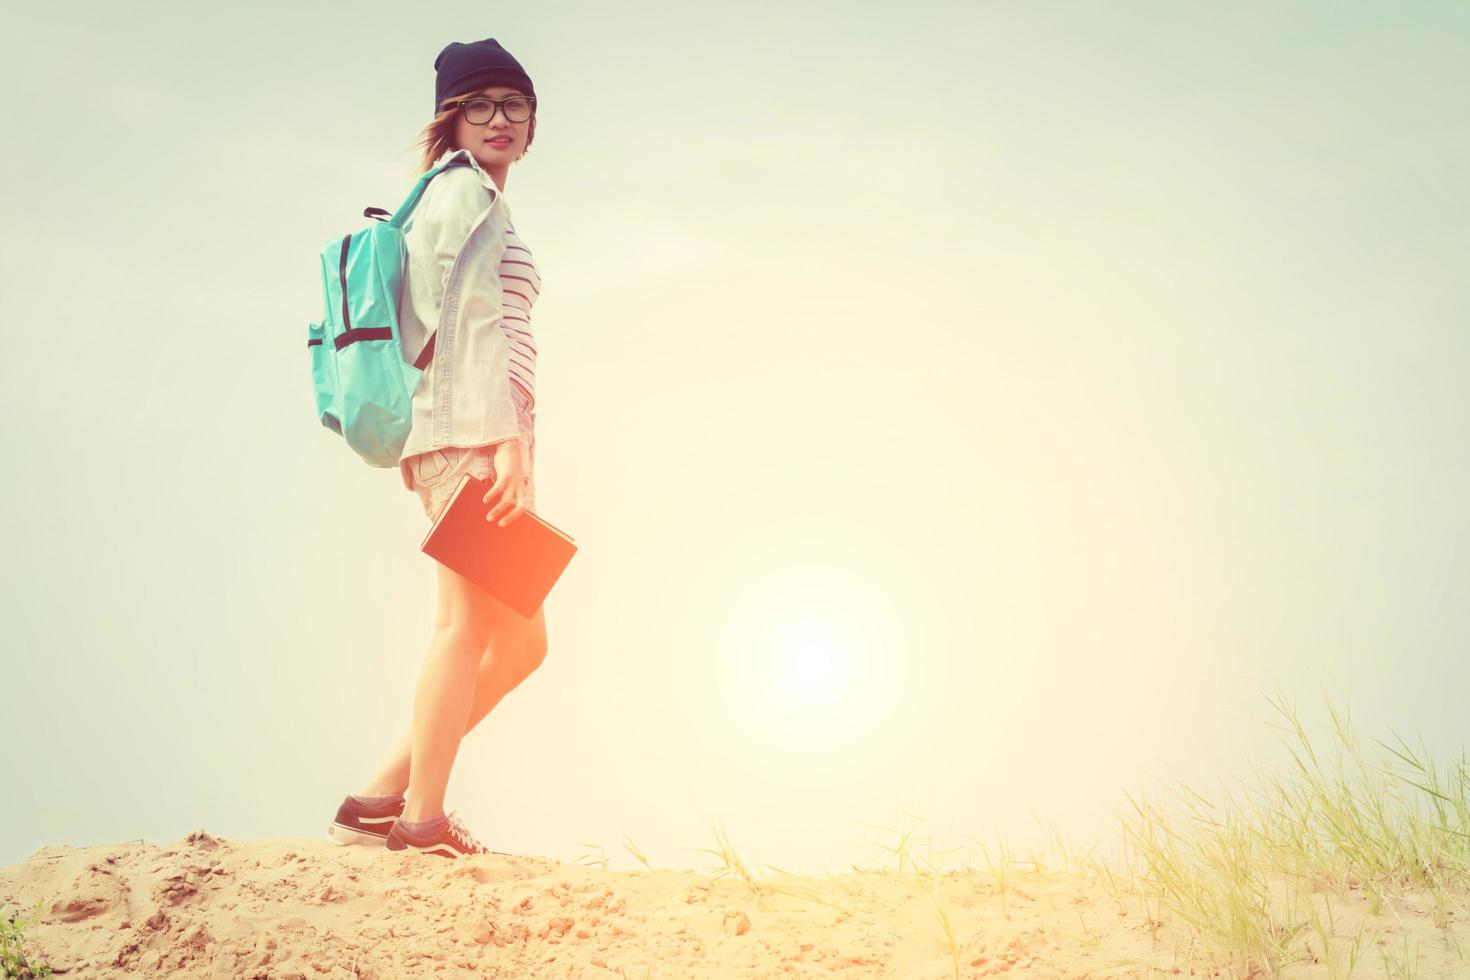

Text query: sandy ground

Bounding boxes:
[1,830,1465,978]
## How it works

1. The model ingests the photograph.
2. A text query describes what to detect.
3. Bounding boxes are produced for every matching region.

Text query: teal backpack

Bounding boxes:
[306,160,459,467]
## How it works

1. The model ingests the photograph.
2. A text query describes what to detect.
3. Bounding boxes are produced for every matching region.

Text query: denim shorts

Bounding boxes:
[405,427,536,523]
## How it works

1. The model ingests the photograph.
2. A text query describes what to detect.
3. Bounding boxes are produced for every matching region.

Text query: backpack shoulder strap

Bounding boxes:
[389,160,457,229]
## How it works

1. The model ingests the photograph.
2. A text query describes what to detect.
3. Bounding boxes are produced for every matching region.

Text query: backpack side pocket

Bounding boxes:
[307,320,342,435]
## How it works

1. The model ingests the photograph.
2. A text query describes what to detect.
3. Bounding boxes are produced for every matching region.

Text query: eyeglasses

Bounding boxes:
[450,96,537,125]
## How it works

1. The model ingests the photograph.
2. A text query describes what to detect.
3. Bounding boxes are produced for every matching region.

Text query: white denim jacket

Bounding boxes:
[395,147,531,491]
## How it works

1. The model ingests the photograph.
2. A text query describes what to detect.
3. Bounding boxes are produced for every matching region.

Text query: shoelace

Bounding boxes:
[444,810,486,853]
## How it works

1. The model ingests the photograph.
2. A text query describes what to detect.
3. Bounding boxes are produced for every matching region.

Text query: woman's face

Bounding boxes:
[452,84,534,173]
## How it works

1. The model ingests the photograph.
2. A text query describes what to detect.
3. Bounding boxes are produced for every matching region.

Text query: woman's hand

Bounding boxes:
[483,438,529,527]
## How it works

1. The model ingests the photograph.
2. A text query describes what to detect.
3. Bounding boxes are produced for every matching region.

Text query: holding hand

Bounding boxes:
[483,438,530,527]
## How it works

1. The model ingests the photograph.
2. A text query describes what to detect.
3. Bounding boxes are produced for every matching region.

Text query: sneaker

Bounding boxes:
[326,793,405,847]
[385,809,497,859]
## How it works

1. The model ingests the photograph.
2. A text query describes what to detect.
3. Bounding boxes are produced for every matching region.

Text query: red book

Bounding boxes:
[419,472,577,617]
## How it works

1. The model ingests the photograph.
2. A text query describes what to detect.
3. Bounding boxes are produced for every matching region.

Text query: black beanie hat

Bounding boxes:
[433,37,536,115]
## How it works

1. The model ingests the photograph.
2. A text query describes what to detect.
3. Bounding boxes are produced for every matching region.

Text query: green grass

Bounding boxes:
[1110,682,1470,977]
[1,901,52,980]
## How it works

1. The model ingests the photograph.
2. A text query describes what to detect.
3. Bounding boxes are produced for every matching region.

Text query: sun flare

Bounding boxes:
[717,565,905,749]
[773,618,855,707]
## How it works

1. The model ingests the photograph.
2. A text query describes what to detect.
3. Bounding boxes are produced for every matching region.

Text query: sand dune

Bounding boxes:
[0,828,1213,979]
[4,828,1465,978]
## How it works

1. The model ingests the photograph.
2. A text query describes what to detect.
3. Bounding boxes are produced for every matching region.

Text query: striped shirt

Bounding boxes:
[500,223,540,414]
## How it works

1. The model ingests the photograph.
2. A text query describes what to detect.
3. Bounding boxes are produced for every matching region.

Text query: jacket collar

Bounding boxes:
[434,147,502,199]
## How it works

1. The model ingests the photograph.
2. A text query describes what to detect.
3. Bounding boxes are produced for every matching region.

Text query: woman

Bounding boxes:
[326,37,547,859]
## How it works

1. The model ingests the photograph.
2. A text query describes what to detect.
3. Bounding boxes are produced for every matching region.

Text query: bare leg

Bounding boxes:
[357,597,548,808]
[395,561,502,823]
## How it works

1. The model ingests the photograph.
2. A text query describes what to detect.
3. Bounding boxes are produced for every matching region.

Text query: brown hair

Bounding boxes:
[409,98,538,178]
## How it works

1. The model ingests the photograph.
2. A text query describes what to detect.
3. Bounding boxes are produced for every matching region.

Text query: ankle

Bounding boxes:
[351,791,405,809]
[401,803,444,824]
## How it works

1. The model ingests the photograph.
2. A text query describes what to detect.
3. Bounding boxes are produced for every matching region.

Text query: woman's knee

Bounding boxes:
[435,620,497,660]
[433,566,503,650]
[521,632,549,672]
[509,607,549,673]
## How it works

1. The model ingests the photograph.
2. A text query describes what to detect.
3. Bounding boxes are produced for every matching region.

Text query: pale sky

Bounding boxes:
[3,1,1468,874]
